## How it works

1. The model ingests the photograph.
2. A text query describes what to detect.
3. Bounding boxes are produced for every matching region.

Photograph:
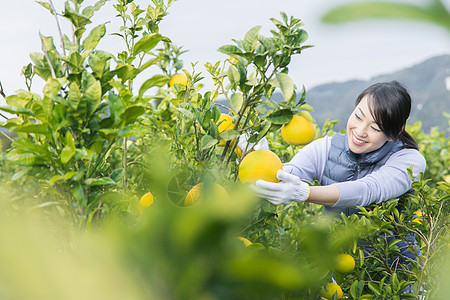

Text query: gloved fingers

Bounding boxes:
[265,197,290,206]
[251,186,284,199]
[255,179,285,191]
[250,185,282,200]
[276,169,300,183]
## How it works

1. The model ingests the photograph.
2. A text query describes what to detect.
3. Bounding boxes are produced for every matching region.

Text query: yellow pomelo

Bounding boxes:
[169,73,188,87]
[238,149,282,184]
[335,253,355,273]
[184,183,228,206]
[321,282,343,299]
[237,236,252,247]
[217,114,234,146]
[412,210,424,224]
[281,115,316,145]
[139,192,154,213]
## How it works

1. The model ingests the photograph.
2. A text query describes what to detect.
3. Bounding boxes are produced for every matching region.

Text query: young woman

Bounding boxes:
[252,81,426,216]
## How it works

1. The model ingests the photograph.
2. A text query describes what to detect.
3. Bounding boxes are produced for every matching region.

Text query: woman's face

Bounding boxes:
[346,96,392,154]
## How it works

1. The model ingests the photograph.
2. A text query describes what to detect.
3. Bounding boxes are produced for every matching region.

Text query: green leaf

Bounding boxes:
[230,93,244,113]
[139,57,162,72]
[30,53,52,81]
[368,282,382,296]
[37,1,54,14]
[276,73,294,101]
[82,0,108,18]
[61,131,76,164]
[85,177,117,186]
[72,182,86,207]
[298,104,314,112]
[258,36,276,54]
[82,24,106,51]
[219,129,240,142]
[218,45,243,55]
[40,35,57,52]
[80,72,102,116]
[174,107,195,121]
[134,33,162,54]
[243,26,261,51]
[63,2,91,28]
[5,92,34,107]
[119,105,145,125]
[49,171,78,185]
[139,74,170,97]
[68,82,81,110]
[14,124,49,134]
[350,280,358,299]
[115,64,140,82]
[111,168,124,182]
[7,151,38,166]
[43,78,62,99]
[63,52,84,70]
[107,92,124,124]
[297,86,306,107]
[200,135,218,150]
[227,66,240,85]
[266,109,293,125]
[293,29,309,45]
[0,106,34,116]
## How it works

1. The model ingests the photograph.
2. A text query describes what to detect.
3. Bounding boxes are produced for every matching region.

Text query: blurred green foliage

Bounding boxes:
[322,0,450,32]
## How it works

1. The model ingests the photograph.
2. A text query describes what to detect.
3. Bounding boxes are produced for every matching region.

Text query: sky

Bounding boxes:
[0,0,449,101]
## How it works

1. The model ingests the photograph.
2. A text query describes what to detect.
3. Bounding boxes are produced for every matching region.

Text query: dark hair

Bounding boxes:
[355,81,418,150]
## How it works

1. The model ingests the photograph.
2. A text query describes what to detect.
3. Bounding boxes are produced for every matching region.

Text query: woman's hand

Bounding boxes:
[251,170,310,205]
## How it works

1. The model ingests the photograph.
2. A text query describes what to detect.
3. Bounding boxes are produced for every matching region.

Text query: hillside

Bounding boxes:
[303,54,450,132]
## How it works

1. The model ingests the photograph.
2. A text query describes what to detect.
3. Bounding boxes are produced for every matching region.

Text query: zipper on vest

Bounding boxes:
[354,164,361,180]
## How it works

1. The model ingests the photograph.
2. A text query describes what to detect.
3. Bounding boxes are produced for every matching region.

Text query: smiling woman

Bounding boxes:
[252,81,426,211]
[251,80,427,270]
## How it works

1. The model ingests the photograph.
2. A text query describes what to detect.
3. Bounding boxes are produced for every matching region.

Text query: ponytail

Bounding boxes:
[398,130,418,150]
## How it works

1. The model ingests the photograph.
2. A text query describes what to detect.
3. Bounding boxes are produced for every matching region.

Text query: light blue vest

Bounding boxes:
[322,134,404,216]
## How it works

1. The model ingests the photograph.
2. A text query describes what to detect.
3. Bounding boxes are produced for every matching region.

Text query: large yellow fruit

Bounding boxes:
[321,282,343,299]
[184,183,228,206]
[238,149,282,184]
[139,192,154,213]
[217,114,234,146]
[335,253,355,273]
[281,115,316,145]
[169,73,188,87]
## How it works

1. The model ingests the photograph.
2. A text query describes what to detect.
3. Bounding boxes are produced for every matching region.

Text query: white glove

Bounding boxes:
[251,170,310,205]
[238,133,269,154]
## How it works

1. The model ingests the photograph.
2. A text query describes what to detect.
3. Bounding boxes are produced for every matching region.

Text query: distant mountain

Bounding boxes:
[303,55,450,133]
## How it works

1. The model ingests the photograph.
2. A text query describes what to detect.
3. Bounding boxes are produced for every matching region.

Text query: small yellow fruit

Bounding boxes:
[238,149,282,185]
[169,73,188,87]
[217,114,234,146]
[335,253,355,273]
[321,282,343,299]
[234,145,242,158]
[184,183,228,206]
[281,115,316,145]
[237,236,252,247]
[139,192,154,213]
[412,210,424,224]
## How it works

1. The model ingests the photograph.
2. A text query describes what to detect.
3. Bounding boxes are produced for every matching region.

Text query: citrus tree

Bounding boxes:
[0,0,178,226]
